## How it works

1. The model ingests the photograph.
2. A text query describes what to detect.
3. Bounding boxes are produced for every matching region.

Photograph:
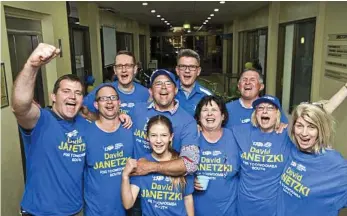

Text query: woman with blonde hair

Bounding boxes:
[276,102,347,216]
[121,115,194,216]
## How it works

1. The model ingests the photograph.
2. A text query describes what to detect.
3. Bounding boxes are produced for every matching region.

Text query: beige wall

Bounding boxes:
[1,2,70,215]
[318,2,347,158]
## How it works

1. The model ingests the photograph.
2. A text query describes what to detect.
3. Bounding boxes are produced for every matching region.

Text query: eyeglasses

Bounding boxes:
[96,95,119,102]
[114,64,134,70]
[153,80,174,88]
[256,106,276,112]
[177,64,200,71]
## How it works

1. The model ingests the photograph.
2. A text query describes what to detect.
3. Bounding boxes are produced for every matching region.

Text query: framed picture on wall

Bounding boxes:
[1,62,9,108]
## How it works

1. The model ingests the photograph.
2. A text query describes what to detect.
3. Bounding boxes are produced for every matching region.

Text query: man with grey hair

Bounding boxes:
[175,49,213,116]
[225,68,288,128]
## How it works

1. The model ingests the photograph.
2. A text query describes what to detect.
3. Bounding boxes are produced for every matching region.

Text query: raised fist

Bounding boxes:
[26,43,60,68]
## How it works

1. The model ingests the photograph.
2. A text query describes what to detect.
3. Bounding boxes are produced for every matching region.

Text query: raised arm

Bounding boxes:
[323,82,347,114]
[121,158,140,209]
[11,43,60,129]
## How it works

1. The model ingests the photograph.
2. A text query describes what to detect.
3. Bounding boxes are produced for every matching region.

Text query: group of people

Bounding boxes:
[11,42,347,216]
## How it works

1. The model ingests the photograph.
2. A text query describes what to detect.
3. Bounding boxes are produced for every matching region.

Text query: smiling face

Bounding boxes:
[114,54,137,87]
[149,75,177,111]
[294,117,318,152]
[51,79,83,120]
[148,123,173,156]
[176,56,201,89]
[255,102,279,133]
[94,86,120,120]
[238,70,264,101]
[199,100,224,131]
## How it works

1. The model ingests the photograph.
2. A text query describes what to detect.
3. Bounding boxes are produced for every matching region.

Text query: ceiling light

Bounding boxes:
[142,2,148,6]
[207,17,211,20]
[151,10,156,13]
[214,8,219,12]
[167,23,170,25]
[157,14,161,17]
[161,18,164,21]
[220,1,225,4]
[205,20,209,22]
[164,20,168,23]
[210,14,214,17]
[187,30,191,33]
[203,22,206,24]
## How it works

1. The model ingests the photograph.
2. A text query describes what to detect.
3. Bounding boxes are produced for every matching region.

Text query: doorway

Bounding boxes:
[277,18,316,114]
[69,24,92,85]
[6,16,46,182]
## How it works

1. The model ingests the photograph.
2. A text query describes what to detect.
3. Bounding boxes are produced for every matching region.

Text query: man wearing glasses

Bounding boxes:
[83,51,149,119]
[83,83,135,216]
[131,69,199,176]
[175,49,213,116]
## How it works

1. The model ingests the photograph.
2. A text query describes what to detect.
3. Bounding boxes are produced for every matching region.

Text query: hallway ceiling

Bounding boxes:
[95,1,269,27]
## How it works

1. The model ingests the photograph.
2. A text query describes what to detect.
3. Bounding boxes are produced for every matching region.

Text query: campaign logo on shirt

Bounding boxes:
[93,142,130,177]
[240,141,284,171]
[198,150,233,179]
[241,118,251,124]
[58,129,86,162]
[141,174,184,210]
[120,102,136,115]
[134,117,150,151]
[280,160,310,198]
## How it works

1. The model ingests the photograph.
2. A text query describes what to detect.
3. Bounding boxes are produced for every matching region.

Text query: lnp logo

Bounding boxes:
[263,142,272,148]
[290,161,297,167]
[296,164,306,172]
[241,118,250,123]
[253,141,264,147]
[213,151,222,156]
[66,130,78,138]
[202,151,212,156]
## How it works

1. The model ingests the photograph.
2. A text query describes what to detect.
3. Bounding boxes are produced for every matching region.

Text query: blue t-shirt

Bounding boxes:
[131,154,194,216]
[277,146,347,216]
[175,81,213,116]
[83,81,149,115]
[193,128,240,216]
[225,98,288,128]
[232,124,291,216]
[20,108,90,216]
[84,122,134,216]
[131,101,199,159]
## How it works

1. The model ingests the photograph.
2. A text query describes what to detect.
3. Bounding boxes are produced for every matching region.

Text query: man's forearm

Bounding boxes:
[150,145,199,176]
[12,63,38,115]
[151,158,187,176]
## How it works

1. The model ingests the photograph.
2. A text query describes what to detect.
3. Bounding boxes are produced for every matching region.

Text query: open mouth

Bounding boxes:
[260,116,270,124]
[105,106,114,111]
[298,137,311,145]
[153,144,165,150]
[205,118,215,123]
[120,74,129,79]
[66,102,76,109]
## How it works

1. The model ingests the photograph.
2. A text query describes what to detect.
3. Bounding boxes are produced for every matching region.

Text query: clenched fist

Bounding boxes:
[26,43,60,68]
[123,158,137,177]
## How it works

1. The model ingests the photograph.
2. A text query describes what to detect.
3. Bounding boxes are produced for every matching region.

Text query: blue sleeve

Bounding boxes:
[130,176,141,188]
[183,174,195,196]
[334,161,347,210]
[180,119,199,148]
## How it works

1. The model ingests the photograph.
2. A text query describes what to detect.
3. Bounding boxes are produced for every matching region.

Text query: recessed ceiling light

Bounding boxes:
[205,20,209,22]
[164,20,168,23]
[214,8,219,12]
[220,1,225,4]
[142,2,148,6]
[161,18,164,21]
[187,30,191,33]
[151,10,156,13]
[207,17,211,20]
[167,23,170,25]
[157,14,161,17]
[210,14,214,17]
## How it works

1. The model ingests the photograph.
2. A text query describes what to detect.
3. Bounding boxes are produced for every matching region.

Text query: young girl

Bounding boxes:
[121,115,194,216]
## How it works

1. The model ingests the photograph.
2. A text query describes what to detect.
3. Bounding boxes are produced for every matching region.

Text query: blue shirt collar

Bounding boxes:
[147,99,180,115]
